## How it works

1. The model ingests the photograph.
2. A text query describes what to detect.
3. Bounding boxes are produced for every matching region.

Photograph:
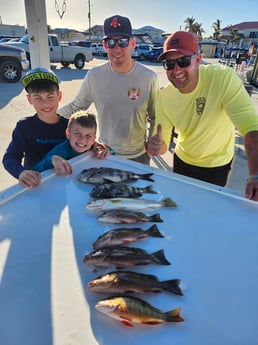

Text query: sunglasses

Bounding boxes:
[105,37,130,49]
[162,54,197,70]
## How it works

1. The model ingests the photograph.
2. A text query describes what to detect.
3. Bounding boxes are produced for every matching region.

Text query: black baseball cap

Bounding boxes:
[103,15,132,39]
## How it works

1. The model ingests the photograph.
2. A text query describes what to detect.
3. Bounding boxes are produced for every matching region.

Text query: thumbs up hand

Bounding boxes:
[147,124,167,156]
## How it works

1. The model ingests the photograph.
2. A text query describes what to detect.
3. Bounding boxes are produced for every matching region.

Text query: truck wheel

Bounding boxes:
[0,60,22,83]
[61,62,70,67]
[74,55,85,69]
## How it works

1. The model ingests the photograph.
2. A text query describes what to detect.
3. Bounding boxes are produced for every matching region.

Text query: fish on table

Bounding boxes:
[83,246,171,268]
[95,295,184,327]
[86,197,177,213]
[76,167,154,184]
[90,182,157,199]
[88,270,183,296]
[92,224,164,250]
[97,210,164,224]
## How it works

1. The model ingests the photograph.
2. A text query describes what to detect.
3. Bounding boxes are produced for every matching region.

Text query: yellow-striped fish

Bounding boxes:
[95,295,184,327]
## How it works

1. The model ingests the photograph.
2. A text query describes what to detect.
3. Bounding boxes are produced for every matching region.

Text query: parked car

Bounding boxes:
[7,34,93,69]
[96,43,107,56]
[131,44,153,61]
[90,42,106,56]
[0,43,29,82]
[90,43,98,55]
[148,46,163,62]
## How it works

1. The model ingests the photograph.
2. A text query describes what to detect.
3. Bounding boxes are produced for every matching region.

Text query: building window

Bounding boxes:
[249,32,258,38]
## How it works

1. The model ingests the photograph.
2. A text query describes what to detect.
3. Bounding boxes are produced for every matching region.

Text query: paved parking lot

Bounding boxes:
[0,57,257,195]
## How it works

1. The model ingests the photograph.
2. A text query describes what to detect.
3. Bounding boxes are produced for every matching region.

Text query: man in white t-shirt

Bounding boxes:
[59,15,159,165]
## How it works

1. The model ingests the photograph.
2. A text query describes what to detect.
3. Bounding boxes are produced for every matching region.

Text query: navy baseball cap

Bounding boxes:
[22,67,59,89]
[103,15,132,39]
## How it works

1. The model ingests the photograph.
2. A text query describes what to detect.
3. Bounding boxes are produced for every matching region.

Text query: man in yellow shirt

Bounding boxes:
[147,31,258,202]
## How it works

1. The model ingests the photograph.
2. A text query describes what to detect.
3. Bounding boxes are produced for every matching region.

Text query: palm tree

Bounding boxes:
[184,17,197,35]
[230,29,245,46]
[184,17,205,40]
[193,22,205,40]
[212,19,222,40]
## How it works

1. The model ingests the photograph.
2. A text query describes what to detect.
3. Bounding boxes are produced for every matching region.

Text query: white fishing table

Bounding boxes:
[0,153,257,345]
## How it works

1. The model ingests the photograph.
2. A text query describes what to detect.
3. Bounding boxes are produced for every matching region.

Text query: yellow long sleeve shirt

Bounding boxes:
[156,63,258,167]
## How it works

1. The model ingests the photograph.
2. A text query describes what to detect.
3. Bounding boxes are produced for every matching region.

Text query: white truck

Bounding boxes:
[7,34,93,69]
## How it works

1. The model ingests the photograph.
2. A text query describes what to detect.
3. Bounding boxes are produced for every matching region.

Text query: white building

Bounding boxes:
[221,21,258,49]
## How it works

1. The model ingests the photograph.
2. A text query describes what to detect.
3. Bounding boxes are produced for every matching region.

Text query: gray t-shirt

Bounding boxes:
[58,61,159,158]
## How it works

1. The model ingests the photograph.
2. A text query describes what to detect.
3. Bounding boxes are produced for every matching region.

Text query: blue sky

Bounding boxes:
[1,0,258,37]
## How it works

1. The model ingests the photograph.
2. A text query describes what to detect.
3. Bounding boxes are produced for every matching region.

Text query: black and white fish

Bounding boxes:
[90,182,157,199]
[76,167,154,184]
[83,246,171,268]
[88,270,183,296]
[97,210,164,224]
[92,224,164,250]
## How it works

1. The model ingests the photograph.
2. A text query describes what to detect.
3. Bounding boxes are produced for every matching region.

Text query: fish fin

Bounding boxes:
[162,197,177,207]
[161,279,183,296]
[146,224,164,238]
[140,173,154,182]
[143,185,158,194]
[150,213,163,223]
[151,249,171,265]
[165,307,184,322]
[120,317,134,327]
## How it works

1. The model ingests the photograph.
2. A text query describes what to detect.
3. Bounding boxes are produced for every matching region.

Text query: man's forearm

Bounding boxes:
[244,131,258,176]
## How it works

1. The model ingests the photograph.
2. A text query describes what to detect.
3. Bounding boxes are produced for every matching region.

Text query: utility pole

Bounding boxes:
[88,0,91,40]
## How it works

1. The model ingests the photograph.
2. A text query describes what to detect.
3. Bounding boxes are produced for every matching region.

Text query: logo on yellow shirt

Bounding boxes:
[196,97,206,115]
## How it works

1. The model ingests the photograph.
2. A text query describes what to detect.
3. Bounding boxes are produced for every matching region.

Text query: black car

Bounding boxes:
[0,43,29,82]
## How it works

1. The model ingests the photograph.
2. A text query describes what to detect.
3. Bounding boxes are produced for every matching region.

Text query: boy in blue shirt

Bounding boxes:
[33,110,112,176]
[2,67,68,188]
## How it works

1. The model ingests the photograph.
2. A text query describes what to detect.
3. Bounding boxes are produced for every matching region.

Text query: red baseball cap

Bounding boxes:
[158,31,199,61]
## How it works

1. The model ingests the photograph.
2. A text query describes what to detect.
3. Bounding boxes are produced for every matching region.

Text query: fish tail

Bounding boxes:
[141,173,154,182]
[162,197,177,207]
[151,249,171,265]
[143,185,157,194]
[146,224,164,238]
[149,213,163,222]
[164,307,184,322]
[161,279,183,296]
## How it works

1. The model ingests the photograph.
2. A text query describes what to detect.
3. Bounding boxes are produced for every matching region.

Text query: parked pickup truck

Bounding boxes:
[0,43,29,82]
[7,34,93,69]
